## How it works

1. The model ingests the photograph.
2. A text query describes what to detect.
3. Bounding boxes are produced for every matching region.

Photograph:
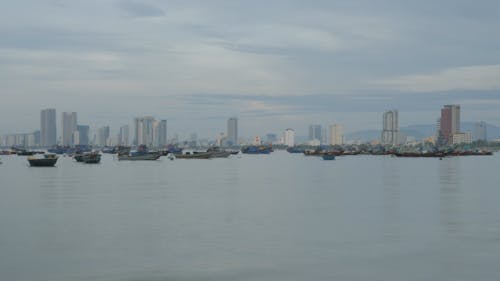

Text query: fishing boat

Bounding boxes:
[175,151,213,159]
[241,145,273,154]
[74,152,101,163]
[286,147,305,153]
[117,152,160,161]
[27,154,58,167]
[322,153,336,160]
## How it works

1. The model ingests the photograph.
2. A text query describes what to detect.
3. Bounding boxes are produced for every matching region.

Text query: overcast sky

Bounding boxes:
[1,0,500,138]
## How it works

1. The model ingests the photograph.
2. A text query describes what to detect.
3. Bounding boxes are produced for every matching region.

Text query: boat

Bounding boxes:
[241,145,273,154]
[322,153,336,160]
[27,154,58,167]
[74,152,101,164]
[117,152,160,161]
[74,152,101,163]
[286,147,305,153]
[175,151,213,159]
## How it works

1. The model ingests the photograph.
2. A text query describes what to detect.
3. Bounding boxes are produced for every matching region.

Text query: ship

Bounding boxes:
[27,154,58,167]
[74,152,101,164]
[241,145,273,154]
[117,151,161,161]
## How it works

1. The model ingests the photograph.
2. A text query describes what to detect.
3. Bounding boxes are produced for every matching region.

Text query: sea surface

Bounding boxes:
[1,151,500,281]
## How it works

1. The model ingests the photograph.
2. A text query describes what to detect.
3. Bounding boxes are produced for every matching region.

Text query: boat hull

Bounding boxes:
[28,158,58,167]
[118,154,160,161]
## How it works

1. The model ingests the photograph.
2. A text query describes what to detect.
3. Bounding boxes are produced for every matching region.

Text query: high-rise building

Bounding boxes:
[97,126,110,147]
[475,121,487,141]
[227,117,238,146]
[381,110,399,145]
[77,125,89,145]
[134,117,155,146]
[434,118,441,143]
[61,112,77,146]
[40,108,57,147]
[308,124,322,142]
[329,124,344,145]
[118,125,130,146]
[283,129,295,147]
[439,105,460,145]
[154,120,167,147]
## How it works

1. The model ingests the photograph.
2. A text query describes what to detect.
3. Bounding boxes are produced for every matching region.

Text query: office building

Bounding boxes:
[61,112,77,146]
[40,108,57,147]
[381,110,399,145]
[76,125,89,145]
[118,125,130,146]
[439,104,460,145]
[227,117,238,146]
[134,117,155,146]
[308,124,322,142]
[329,124,344,145]
[452,132,472,144]
[154,120,167,147]
[283,129,295,147]
[97,126,110,147]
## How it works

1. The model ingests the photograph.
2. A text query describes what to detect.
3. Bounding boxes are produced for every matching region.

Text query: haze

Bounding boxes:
[1,0,500,138]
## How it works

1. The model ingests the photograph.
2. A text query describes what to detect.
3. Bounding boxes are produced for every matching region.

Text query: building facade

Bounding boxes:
[308,124,322,143]
[381,110,399,145]
[227,117,238,146]
[283,129,295,147]
[61,112,77,146]
[40,108,57,147]
[134,117,155,146]
[118,125,130,146]
[329,124,344,146]
[97,126,110,147]
[76,125,89,145]
[154,120,167,147]
[439,104,460,145]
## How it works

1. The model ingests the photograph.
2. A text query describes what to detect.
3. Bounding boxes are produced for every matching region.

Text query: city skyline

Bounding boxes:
[1,1,500,136]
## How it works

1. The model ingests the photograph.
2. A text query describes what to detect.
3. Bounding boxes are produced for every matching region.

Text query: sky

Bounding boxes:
[1,0,500,138]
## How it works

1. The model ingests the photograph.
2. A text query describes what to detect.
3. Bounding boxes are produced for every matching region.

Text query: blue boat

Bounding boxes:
[241,145,273,154]
[322,154,336,160]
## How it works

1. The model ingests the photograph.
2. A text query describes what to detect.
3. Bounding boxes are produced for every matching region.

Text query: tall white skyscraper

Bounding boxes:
[40,108,57,147]
[135,117,155,146]
[381,110,399,145]
[329,124,344,145]
[61,112,77,146]
[227,117,238,146]
[97,126,110,147]
[283,128,295,147]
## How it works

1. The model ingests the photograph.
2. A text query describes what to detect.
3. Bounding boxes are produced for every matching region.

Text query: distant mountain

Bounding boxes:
[346,122,500,142]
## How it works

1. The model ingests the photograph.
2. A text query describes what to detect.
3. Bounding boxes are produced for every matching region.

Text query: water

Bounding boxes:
[1,152,500,281]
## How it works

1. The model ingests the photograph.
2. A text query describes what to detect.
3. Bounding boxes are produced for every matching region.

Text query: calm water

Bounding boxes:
[1,152,500,281]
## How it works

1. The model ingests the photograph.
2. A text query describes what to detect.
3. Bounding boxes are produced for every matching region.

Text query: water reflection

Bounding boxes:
[381,158,402,241]
[438,158,462,234]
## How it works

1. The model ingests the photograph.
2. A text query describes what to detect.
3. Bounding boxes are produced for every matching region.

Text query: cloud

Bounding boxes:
[378,64,500,92]
[117,0,165,18]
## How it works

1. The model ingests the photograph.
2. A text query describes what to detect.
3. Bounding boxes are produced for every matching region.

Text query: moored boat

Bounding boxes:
[28,154,58,167]
[241,145,273,154]
[74,152,101,163]
[322,153,336,160]
[117,152,160,161]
